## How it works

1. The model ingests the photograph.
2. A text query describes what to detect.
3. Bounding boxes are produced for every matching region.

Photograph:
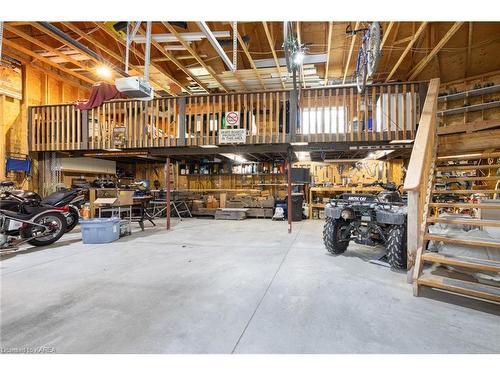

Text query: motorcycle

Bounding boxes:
[0,187,85,232]
[0,191,68,251]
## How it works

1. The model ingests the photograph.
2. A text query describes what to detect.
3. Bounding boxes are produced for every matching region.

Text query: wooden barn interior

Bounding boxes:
[0,16,499,357]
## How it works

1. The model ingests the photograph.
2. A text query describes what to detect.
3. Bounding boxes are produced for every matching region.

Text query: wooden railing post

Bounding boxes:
[81,109,89,149]
[177,97,186,146]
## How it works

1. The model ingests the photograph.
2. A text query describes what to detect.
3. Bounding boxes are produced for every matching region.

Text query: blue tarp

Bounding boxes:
[6,158,31,173]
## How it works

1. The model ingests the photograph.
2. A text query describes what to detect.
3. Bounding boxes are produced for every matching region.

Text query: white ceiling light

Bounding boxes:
[290,142,308,146]
[132,31,230,43]
[96,66,112,78]
[295,152,311,161]
[365,150,395,160]
[200,145,218,148]
[389,139,414,144]
[221,153,247,163]
[189,67,210,76]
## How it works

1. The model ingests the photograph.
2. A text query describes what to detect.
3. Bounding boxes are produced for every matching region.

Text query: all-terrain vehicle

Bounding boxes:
[323,181,407,269]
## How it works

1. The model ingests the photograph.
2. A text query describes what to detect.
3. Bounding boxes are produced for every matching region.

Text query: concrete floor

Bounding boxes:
[1,218,499,354]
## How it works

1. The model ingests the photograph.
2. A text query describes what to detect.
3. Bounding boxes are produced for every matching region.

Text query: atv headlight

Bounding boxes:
[341,208,354,220]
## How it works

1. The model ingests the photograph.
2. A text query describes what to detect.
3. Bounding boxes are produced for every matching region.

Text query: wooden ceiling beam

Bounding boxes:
[380,21,395,51]
[237,27,266,90]
[2,38,95,84]
[324,21,333,86]
[408,22,464,80]
[342,21,360,84]
[59,22,165,93]
[262,21,286,89]
[385,22,428,82]
[4,24,102,81]
[163,22,230,92]
[94,22,186,95]
[135,25,206,93]
[3,47,90,91]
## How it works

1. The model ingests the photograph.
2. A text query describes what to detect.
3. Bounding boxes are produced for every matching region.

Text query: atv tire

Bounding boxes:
[323,217,350,255]
[386,224,407,270]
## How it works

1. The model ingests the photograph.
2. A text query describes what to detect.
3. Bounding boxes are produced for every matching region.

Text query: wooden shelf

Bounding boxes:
[438,84,500,103]
[438,100,500,117]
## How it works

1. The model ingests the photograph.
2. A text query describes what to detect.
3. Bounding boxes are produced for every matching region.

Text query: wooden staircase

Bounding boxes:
[405,78,500,305]
[414,151,500,303]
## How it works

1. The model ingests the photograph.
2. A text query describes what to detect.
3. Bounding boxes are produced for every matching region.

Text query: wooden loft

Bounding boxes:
[28,81,425,152]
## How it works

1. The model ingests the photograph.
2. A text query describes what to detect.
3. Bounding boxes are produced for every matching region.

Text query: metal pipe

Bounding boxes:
[37,22,129,77]
[197,21,235,72]
[165,158,171,230]
[287,158,292,233]
[144,21,152,82]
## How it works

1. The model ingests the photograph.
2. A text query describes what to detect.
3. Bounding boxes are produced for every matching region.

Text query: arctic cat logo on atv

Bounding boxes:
[347,196,368,201]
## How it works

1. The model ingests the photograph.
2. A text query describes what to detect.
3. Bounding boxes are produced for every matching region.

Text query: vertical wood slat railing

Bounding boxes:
[28,82,425,152]
[296,82,421,143]
[403,78,441,278]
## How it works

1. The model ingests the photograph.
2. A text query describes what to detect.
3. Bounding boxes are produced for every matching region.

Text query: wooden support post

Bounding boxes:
[166,158,171,231]
[81,110,89,149]
[406,191,419,283]
[178,97,186,146]
[287,153,293,234]
[289,69,299,142]
[0,95,5,181]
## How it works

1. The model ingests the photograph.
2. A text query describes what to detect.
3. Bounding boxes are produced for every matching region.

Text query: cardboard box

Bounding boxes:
[118,190,134,206]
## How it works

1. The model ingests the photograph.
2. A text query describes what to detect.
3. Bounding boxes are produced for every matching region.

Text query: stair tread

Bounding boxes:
[435,164,500,171]
[417,274,500,302]
[434,176,500,182]
[429,202,500,209]
[421,252,500,272]
[432,189,500,194]
[437,151,500,161]
[427,217,500,227]
[424,234,500,249]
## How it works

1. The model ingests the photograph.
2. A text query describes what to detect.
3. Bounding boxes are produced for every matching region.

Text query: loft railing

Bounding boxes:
[28,82,425,152]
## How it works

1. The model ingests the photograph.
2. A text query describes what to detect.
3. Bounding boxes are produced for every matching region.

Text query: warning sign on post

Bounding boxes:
[219,129,246,144]
[225,111,240,128]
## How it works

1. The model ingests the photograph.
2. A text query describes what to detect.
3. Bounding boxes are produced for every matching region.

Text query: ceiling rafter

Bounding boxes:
[324,21,333,86]
[2,38,95,84]
[408,22,464,80]
[237,25,266,90]
[262,21,286,89]
[94,22,187,95]
[4,48,90,90]
[59,22,165,93]
[4,24,103,81]
[26,22,175,92]
[380,21,395,51]
[342,21,360,84]
[163,22,231,92]
[135,25,208,93]
[385,22,428,82]
[31,21,171,94]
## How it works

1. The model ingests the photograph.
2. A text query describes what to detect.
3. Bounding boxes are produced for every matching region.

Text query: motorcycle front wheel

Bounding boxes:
[26,212,67,246]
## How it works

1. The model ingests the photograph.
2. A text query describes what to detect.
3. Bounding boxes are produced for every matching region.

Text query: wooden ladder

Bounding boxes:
[413,150,500,303]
